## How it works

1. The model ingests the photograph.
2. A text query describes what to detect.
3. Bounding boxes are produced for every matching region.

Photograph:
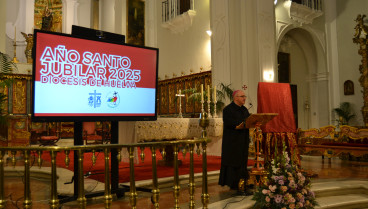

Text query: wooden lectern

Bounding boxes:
[243,113,278,189]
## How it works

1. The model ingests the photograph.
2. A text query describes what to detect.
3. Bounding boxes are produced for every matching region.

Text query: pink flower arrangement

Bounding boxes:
[252,143,318,209]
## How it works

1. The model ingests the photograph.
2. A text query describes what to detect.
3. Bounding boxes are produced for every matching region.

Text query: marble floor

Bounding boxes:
[4,154,368,209]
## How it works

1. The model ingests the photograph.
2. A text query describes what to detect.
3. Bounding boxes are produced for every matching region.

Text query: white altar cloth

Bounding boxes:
[118,118,223,158]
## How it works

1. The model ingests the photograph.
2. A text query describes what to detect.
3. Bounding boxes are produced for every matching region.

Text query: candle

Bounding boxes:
[213,86,216,101]
[207,85,210,102]
[14,26,16,42]
[201,84,204,101]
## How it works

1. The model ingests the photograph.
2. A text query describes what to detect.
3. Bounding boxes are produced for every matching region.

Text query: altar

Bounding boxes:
[118,117,223,156]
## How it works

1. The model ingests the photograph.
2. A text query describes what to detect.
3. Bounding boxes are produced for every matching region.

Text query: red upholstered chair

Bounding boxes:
[83,122,103,145]
[38,122,60,146]
[29,122,47,145]
[101,121,111,144]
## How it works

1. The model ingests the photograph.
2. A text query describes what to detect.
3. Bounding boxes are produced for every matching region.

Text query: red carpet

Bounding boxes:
[39,149,255,183]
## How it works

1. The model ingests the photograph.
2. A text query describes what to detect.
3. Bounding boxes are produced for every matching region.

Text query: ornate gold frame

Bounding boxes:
[353,14,368,125]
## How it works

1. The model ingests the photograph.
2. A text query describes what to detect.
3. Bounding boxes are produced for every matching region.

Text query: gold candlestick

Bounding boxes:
[175,89,185,118]
[13,27,19,63]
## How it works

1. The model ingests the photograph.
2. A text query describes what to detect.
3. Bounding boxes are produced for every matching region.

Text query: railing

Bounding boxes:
[162,0,194,23]
[292,0,323,11]
[0,138,210,209]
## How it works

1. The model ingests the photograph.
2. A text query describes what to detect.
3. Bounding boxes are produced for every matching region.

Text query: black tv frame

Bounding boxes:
[71,25,125,44]
[31,29,159,123]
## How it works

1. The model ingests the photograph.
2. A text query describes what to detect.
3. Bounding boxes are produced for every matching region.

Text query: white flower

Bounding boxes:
[269,185,277,192]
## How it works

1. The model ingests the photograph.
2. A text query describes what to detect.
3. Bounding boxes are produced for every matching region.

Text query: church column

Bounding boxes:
[210,0,231,92]
[5,0,32,63]
[308,72,330,127]
[256,0,277,84]
[210,0,276,110]
[62,0,78,34]
[114,0,126,36]
[145,0,157,47]
[324,1,340,124]
[23,0,34,34]
[100,0,115,32]
[0,0,5,52]
[75,0,93,28]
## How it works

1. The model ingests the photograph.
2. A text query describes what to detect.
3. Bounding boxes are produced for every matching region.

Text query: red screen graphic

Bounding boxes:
[35,32,157,89]
[32,30,158,121]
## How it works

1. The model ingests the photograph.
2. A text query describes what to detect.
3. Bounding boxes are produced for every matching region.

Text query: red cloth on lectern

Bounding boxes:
[257,82,296,133]
[256,82,300,165]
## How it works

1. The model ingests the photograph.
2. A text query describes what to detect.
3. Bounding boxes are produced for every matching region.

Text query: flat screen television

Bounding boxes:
[71,25,125,44]
[31,29,159,122]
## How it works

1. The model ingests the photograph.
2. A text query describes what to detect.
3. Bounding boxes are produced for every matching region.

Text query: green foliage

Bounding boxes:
[0,52,17,125]
[0,52,16,76]
[333,102,355,125]
[217,83,234,102]
[175,83,235,115]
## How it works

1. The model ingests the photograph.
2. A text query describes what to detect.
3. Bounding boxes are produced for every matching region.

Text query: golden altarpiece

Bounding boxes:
[353,14,368,126]
[0,70,213,147]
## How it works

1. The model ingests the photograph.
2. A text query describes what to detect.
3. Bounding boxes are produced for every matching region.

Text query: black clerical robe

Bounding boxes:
[218,102,250,189]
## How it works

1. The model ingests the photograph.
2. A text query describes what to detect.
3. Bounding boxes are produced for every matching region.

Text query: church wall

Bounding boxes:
[4,0,29,63]
[76,0,93,29]
[336,0,368,126]
[156,0,211,80]
[0,0,6,52]
[275,1,339,128]
[222,0,275,111]
[100,0,115,33]
[114,0,127,36]
[289,39,309,129]
[228,1,244,91]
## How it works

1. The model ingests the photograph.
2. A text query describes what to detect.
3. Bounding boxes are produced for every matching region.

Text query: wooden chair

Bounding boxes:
[83,122,103,145]
[101,121,111,144]
[29,122,47,145]
[38,122,61,146]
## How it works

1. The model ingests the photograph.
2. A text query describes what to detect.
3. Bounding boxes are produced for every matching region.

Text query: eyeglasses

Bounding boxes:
[236,96,247,98]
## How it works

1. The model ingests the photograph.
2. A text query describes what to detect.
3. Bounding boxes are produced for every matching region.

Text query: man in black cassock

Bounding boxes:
[218,89,251,193]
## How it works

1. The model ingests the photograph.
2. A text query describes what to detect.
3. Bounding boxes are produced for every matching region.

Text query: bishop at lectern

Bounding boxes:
[218,90,251,193]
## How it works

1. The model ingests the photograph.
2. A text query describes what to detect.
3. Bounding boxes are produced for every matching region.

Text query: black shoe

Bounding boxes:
[247,184,254,189]
[244,189,254,196]
[235,189,253,196]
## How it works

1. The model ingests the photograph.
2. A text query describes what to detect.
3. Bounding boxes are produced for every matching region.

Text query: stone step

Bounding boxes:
[316,194,368,209]
[312,179,368,197]
[205,179,368,209]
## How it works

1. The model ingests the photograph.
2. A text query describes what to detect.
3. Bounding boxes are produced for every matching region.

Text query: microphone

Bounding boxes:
[247,95,254,110]
[248,103,253,109]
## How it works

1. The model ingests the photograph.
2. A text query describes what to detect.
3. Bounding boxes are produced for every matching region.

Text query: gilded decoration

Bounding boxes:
[298,125,368,158]
[339,125,368,141]
[12,80,27,114]
[60,122,74,138]
[34,0,63,32]
[127,0,145,46]
[21,32,34,63]
[1,74,32,80]
[158,71,211,116]
[0,85,8,113]
[8,117,30,146]
[160,85,168,114]
[353,14,368,126]
[168,83,176,114]
[194,79,202,113]
[184,81,194,113]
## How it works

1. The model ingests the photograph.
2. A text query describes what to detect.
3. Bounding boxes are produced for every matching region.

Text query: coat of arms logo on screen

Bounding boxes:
[106,91,120,108]
[88,90,102,108]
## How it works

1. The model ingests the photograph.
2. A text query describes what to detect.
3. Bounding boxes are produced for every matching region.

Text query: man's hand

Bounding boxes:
[235,122,245,129]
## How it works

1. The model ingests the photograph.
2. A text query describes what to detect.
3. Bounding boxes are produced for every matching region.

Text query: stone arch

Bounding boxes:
[276,25,329,129]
